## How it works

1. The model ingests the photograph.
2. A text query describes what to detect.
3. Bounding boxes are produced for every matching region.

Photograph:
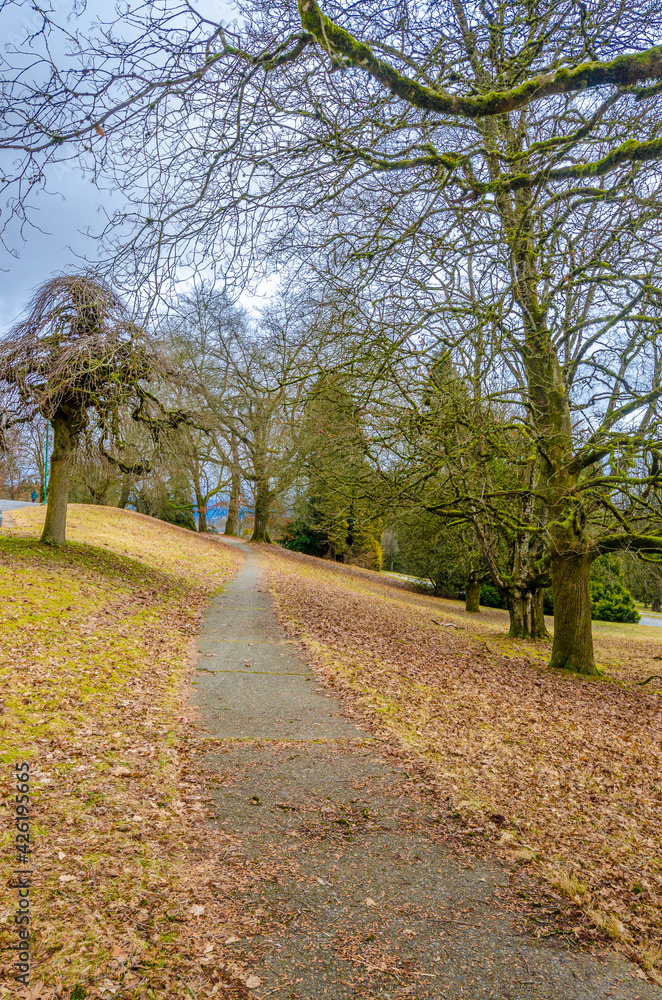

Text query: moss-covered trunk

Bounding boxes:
[550,549,597,674]
[41,408,78,546]
[506,591,527,638]
[487,120,592,670]
[524,342,596,669]
[465,576,481,613]
[530,588,551,640]
[504,588,550,639]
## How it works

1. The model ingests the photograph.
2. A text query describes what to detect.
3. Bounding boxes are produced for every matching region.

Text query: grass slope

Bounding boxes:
[264,545,662,982]
[0,506,269,999]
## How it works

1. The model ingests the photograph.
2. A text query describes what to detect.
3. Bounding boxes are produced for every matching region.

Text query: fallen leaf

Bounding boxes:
[365,897,377,907]
[225,935,240,944]
[189,904,205,916]
[244,975,261,988]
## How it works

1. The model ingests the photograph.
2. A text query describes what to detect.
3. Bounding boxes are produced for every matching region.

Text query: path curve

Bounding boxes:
[192,540,660,999]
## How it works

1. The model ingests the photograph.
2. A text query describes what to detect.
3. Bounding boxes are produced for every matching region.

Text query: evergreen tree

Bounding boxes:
[590,556,640,624]
[286,376,382,569]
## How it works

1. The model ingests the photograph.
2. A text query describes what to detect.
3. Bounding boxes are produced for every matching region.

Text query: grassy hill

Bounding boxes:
[0,505,254,998]
[4,505,662,987]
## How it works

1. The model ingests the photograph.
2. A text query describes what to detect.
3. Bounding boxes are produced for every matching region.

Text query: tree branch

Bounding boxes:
[297,0,662,119]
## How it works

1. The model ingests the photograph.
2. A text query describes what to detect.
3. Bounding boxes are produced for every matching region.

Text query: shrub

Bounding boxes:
[480,582,505,608]
[280,517,328,557]
[590,555,640,623]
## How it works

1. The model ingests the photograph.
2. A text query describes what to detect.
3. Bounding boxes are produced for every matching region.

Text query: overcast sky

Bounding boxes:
[0,168,123,329]
[0,0,238,330]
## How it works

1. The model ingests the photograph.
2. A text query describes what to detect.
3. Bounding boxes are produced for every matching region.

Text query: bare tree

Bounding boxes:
[164,287,324,542]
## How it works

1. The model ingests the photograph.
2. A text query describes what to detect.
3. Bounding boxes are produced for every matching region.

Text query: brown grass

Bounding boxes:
[262,544,662,982]
[0,505,273,999]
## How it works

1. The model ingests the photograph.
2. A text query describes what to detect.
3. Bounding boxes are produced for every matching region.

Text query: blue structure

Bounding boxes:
[202,502,249,522]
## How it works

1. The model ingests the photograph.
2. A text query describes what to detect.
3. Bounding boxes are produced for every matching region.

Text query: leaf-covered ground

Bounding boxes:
[263,546,662,982]
[0,506,274,1000]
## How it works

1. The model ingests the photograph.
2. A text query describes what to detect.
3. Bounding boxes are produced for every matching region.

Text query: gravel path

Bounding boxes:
[192,541,660,999]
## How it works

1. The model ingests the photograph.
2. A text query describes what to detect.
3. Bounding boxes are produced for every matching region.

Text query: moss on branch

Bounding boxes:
[298,0,662,118]
[489,136,662,193]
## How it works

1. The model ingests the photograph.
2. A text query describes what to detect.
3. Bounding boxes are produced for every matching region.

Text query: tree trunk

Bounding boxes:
[117,473,130,509]
[224,470,241,536]
[192,471,207,532]
[530,588,551,640]
[41,409,77,546]
[465,576,481,613]
[506,591,528,638]
[505,588,552,640]
[88,484,108,505]
[196,492,207,532]
[549,552,597,674]
[251,479,272,543]
[198,506,207,532]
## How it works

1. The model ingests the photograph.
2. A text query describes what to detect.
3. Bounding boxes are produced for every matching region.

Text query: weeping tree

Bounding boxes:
[0,274,187,545]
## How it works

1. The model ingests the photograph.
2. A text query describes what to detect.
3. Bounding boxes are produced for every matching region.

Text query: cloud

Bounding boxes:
[0,167,123,332]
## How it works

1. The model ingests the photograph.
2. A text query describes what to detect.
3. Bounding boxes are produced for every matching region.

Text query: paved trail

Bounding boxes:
[193,541,660,1000]
[0,498,36,526]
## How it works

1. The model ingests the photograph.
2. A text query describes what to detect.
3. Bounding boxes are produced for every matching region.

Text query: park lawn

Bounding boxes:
[0,505,266,999]
[264,545,662,982]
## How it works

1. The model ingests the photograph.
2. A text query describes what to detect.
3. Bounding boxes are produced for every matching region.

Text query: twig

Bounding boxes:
[431,618,464,630]
[636,674,662,685]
